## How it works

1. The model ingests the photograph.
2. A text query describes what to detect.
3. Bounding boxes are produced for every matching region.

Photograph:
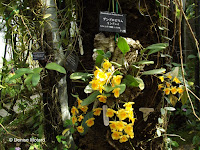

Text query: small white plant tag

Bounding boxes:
[103,105,109,126]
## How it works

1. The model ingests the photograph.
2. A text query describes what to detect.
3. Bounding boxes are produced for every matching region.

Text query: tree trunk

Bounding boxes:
[40,0,75,149]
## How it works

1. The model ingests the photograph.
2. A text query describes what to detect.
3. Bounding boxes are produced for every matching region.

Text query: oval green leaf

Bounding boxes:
[116,84,126,94]
[135,77,145,90]
[24,74,33,85]
[45,62,66,74]
[117,37,130,55]
[32,73,40,86]
[123,75,139,87]
[33,68,43,74]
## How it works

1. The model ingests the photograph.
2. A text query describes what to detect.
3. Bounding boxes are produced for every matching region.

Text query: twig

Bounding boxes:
[188,88,200,102]
[176,0,200,121]
[164,134,185,141]
[20,16,33,39]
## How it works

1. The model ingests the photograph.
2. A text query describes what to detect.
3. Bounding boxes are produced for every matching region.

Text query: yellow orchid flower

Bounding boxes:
[106,108,116,118]
[112,88,120,98]
[111,131,122,140]
[102,59,112,71]
[85,118,95,127]
[119,135,129,143]
[77,126,84,133]
[93,108,103,116]
[97,95,107,103]
[117,109,128,120]
[173,76,181,84]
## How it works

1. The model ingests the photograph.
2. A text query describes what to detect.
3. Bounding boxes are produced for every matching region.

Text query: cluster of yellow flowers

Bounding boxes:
[71,97,103,133]
[71,59,136,143]
[158,73,184,95]
[90,59,123,98]
[106,102,136,143]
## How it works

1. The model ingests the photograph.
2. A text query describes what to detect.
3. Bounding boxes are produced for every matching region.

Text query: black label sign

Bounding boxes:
[99,11,126,33]
[33,52,45,60]
[65,51,79,72]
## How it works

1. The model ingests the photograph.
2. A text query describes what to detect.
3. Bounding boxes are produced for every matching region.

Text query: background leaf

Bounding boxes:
[135,60,154,65]
[70,72,93,81]
[145,43,169,55]
[142,68,166,75]
[123,75,139,87]
[45,62,66,74]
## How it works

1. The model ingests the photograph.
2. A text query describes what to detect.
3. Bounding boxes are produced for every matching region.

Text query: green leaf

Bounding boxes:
[164,107,176,111]
[93,49,105,55]
[10,68,34,80]
[33,68,43,74]
[181,90,187,105]
[24,74,33,85]
[135,60,154,65]
[171,141,179,147]
[187,54,196,59]
[9,72,25,80]
[32,73,40,86]
[110,61,122,67]
[84,84,93,94]
[15,68,33,74]
[123,75,139,87]
[56,135,62,143]
[142,68,166,75]
[104,51,111,58]
[193,136,200,145]
[43,14,52,19]
[45,62,66,74]
[146,43,169,55]
[95,54,104,67]
[71,94,79,98]
[116,84,126,94]
[117,37,130,55]
[104,85,114,93]
[135,77,145,90]
[81,91,100,106]
[70,72,93,81]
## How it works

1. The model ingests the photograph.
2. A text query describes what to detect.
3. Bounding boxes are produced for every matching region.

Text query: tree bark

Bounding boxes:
[41,0,75,149]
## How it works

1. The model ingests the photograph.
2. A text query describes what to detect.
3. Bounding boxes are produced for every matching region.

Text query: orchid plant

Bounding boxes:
[68,36,170,144]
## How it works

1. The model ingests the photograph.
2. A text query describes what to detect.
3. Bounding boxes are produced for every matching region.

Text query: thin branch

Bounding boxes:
[164,134,185,141]
[188,88,200,102]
